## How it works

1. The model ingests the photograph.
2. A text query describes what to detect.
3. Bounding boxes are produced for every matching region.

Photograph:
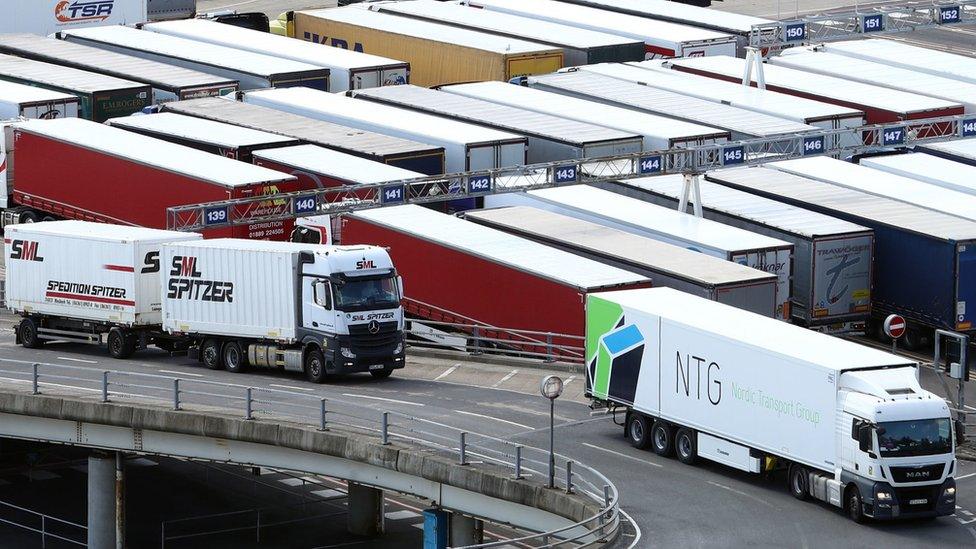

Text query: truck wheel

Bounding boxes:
[201,339,223,370]
[370,367,393,379]
[789,464,809,501]
[901,326,925,351]
[846,485,866,523]
[18,210,39,224]
[19,318,43,349]
[304,349,327,384]
[651,420,674,457]
[107,328,135,359]
[223,341,247,373]
[627,414,652,449]
[675,428,697,465]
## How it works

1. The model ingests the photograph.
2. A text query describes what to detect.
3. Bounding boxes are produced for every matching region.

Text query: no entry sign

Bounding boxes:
[884,314,907,339]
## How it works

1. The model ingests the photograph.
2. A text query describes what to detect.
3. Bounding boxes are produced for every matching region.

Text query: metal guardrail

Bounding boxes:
[0,359,619,548]
[0,497,87,547]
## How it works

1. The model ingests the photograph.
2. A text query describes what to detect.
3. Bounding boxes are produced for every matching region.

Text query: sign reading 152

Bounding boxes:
[938,6,962,24]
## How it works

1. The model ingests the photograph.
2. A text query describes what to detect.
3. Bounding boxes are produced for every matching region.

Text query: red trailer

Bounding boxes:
[9,118,302,240]
[341,205,651,348]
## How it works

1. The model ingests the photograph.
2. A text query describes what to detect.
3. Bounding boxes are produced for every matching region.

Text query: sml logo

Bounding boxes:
[356,260,376,270]
[167,256,234,302]
[9,240,44,262]
[55,0,115,24]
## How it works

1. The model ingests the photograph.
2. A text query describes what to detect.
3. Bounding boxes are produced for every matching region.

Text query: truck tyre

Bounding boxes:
[627,413,652,449]
[19,318,43,349]
[107,328,135,359]
[304,349,327,384]
[789,464,809,501]
[901,326,925,351]
[223,341,247,373]
[846,485,866,523]
[651,420,674,457]
[675,428,697,465]
[370,367,393,379]
[18,210,39,224]
[201,339,223,370]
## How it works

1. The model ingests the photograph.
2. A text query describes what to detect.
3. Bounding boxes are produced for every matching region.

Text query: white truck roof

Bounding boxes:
[600,287,909,370]
[16,118,294,188]
[0,53,145,94]
[769,157,976,223]
[0,79,77,104]
[919,137,976,164]
[563,0,772,35]
[350,204,648,289]
[821,39,976,86]
[107,112,297,149]
[859,153,976,196]
[8,220,194,243]
[252,144,424,184]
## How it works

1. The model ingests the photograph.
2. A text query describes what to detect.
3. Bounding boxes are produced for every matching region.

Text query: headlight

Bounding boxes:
[945,486,956,496]
[876,491,892,500]
[394,341,403,354]
[340,347,356,358]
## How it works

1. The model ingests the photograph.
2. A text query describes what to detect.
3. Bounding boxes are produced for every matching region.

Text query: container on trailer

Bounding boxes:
[441,81,730,150]
[0,80,79,120]
[487,185,794,321]
[0,54,150,122]
[5,221,202,326]
[371,0,645,66]
[106,113,301,163]
[0,34,238,104]
[859,153,976,197]
[292,7,563,86]
[820,39,976,86]
[461,0,738,59]
[917,137,976,168]
[11,118,302,240]
[161,97,446,175]
[464,206,778,317]
[58,25,331,91]
[0,0,151,37]
[148,0,197,22]
[143,18,410,92]
[342,204,650,340]
[706,166,976,338]
[351,84,643,163]
[528,70,817,141]
[667,56,964,125]
[600,174,873,331]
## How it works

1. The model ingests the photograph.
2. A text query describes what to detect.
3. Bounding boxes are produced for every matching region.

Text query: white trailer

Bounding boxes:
[142,18,410,92]
[487,185,794,321]
[588,287,956,522]
[1,0,152,37]
[917,137,976,167]
[0,80,79,119]
[820,39,976,86]
[350,84,643,163]
[460,0,738,59]
[440,81,730,150]
[859,153,976,197]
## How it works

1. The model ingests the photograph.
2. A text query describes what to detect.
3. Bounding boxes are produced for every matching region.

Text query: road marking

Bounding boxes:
[564,375,576,385]
[957,472,976,480]
[581,442,662,467]
[158,369,204,378]
[342,393,425,407]
[434,364,460,381]
[707,480,775,508]
[278,478,306,487]
[964,405,976,412]
[456,410,532,430]
[492,369,518,388]
[590,409,608,416]
[619,508,642,549]
[56,356,98,364]
[385,510,420,520]
[270,384,314,392]
[312,488,343,499]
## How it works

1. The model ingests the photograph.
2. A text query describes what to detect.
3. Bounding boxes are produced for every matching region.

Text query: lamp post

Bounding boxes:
[540,375,564,489]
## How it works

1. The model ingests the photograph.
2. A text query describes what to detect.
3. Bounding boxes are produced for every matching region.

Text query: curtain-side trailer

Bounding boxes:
[917,138,976,168]
[859,153,976,197]
[820,39,976,86]
[0,80,79,120]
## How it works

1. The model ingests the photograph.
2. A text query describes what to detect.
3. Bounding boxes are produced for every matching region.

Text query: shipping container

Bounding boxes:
[0,54,150,122]
[770,157,976,223]
[148,0,196,21]
[464,206,778,317]
[59,25,331,91]
[143,18,410,92]
[706,166,976,342]
[528,70,817,141]
[351,84,643,163]
[917,137,976,167]
[372,0,645,66]
[160,97,446,175]
[487,185,794,320]
[292,7,563,86]
[0,34,238,105]
[771,49,976,113]
[341,204,650,339]
[598,174,874,331]
[10,118,303,240]
[441,80,729,150]
[859,153,976,197]
[106,113,301,163]
[1,0,151,37]
[0,80,79,120]
[667,56,965,124]
[820,39,976,86]
[461,0,738,58]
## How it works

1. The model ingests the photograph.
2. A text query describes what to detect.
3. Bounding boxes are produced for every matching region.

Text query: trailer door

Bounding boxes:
[957,244,976,331]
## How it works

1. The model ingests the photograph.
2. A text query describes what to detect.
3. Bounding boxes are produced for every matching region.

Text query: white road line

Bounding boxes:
[564,375,576,385]
[158,369,204,378]
[270,384,314,392]
[590,410,608,416]
[456,410,532,430]
[56,356,98,364]
[492,369,518,388]
[342,393,424,407]
[957,472,976,480]
[620,508,643,549]
[707,480,776,508]
[581,442,662,467]
[434,364,460,381]
[964,405,976,412]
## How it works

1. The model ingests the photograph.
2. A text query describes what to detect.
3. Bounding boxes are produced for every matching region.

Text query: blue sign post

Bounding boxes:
[423,509,449,549]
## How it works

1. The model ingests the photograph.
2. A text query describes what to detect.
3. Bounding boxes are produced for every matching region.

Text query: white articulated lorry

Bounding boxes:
[7,221,405,382]
[587,287,956,522]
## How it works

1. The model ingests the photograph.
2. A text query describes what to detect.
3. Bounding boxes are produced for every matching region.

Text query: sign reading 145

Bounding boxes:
[721,146,745,166]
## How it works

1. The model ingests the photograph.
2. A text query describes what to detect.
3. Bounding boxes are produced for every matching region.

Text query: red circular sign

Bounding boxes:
[884,314,906,339]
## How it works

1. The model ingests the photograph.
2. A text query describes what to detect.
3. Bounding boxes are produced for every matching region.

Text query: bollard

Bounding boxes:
[514,445,523,479]
[32,363,39,395]
[381,412,390,445]
[101,371,109,403]
[244,387,253,420]
[172,378,180,411]
[459,432,467,465]
[319,398,328,431]
[565,460,574,494]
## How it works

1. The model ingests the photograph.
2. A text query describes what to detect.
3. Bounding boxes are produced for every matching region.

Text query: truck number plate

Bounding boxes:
[369,364,386,371]
[909,498,928,505]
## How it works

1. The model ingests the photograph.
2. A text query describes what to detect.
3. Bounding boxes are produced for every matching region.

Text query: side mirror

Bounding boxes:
[397,275,404,301]
[313,280,331,310]
[858,425,873,453]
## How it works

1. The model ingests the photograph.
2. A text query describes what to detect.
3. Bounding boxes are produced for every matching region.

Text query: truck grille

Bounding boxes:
[348,321,399,352]
[889,464,945,484]
[894,486,939,513]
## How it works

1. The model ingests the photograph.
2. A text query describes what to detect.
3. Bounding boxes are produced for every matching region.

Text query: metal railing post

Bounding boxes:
[101,371,109,403]
[471,326,482,355]
[514,445,523,479]
[255,509,261,543]
[319,398,327,431]
[545,332,554,363]
[172,379,180,411]
[244,387,253,420]
[599,484,612,541]
[41,514,46,549]
[565,460,574,494]
[381,412,389,445]
[459,432,467,465]
[32,363,39,395]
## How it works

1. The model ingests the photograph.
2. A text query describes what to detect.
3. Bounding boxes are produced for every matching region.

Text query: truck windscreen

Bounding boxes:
[333,276,399,312]
[878,418,952,458]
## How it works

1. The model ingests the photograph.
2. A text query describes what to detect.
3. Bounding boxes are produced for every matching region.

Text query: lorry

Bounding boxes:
[142,18,410,92]
[0,34,238,104]
[350,84,643,164]
[0,80,79,120]
[58,25,331,92]
[706,166,976,347]
[7,220,406,382]
[817,39,976,86]
[291,6,564,87]
[0,0,196,37]
[917,138,976,168]
[460,0,738,59]
[464,206,778,317]
[599,174,874,333]
[859,153,976,197]
[0,54,150,123]
[587,287,955,522]
[161,97,446,176]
